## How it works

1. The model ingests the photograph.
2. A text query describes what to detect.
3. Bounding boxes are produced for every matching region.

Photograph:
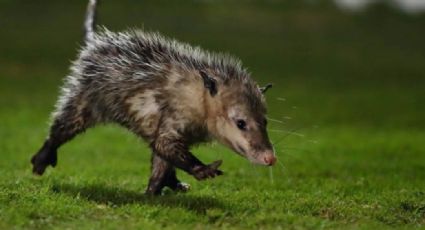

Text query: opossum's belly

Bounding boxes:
[124,92,161,138]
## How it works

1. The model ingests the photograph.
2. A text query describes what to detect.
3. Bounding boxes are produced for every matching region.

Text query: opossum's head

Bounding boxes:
[201,70,276,166]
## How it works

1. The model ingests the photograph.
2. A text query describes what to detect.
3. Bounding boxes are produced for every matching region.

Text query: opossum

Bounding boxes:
[31,0,277,195]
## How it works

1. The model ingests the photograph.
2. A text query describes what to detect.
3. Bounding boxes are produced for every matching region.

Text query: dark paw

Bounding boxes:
[31,161,48,175]
[192,160,223,180]
[31,151,57,176]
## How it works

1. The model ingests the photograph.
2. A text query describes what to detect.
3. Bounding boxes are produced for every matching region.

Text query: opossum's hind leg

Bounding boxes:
[145,154,190,195]
[31,98,93,175]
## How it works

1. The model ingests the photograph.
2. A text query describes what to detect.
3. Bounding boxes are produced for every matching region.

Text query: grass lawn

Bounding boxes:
[1,1,424,229]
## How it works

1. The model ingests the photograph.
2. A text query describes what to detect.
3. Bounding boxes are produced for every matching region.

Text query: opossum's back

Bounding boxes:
[65,31,171,106]
[74,30,172,83]
[61,31,170,123]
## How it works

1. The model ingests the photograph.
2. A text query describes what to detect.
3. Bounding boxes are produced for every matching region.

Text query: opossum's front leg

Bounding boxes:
[152,137,223,180]
[146,153,191,195]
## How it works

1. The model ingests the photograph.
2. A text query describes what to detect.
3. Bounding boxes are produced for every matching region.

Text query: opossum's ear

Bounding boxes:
[260,83,273,94]
[200,70,218,96]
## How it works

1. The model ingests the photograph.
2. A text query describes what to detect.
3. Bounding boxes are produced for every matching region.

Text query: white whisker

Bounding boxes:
[266,116,284,124]
[307,139,319,144]
[268,129,305,137]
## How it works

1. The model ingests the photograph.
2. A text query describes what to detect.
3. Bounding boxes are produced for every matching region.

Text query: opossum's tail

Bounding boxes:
[84,0,98,43]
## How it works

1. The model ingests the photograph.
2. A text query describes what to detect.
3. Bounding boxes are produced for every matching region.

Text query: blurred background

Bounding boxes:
[1,0,425,228]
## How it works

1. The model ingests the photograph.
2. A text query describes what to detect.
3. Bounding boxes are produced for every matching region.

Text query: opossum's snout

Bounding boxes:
[263,153,277,166]
[233,139,277,166]
[258,150,277,166]
[246,149,277,166]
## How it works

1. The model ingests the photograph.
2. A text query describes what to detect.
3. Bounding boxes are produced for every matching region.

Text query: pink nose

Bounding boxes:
[263,155,277,166]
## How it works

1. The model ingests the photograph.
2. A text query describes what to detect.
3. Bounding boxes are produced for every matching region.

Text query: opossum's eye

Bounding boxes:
[236,119,247,131]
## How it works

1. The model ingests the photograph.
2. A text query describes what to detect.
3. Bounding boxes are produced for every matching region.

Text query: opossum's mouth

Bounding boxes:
[235,144,246,155]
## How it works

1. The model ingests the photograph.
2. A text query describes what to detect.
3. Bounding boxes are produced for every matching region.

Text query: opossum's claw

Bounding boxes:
[215,169,223,176]
[192,160,223,180]
[208,160,223,176]
[209,160,222,169]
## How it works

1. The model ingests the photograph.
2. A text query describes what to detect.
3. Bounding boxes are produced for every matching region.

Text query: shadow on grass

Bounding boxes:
[51,182,226,215]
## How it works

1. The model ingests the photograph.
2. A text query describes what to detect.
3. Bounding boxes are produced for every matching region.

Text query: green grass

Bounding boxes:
[1,0,425,229]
